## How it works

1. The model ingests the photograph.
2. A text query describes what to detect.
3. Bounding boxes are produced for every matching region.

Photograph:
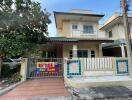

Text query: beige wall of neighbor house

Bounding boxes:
[105,24,132,40]
[102,13,132,40]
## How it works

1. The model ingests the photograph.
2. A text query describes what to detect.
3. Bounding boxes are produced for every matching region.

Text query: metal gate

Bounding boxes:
[27,58,64,78]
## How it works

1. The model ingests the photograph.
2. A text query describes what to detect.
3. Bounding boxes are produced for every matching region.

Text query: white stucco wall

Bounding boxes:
[105,23,132,40]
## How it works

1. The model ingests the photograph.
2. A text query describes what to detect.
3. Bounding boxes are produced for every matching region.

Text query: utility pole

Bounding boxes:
[121,0,132,75]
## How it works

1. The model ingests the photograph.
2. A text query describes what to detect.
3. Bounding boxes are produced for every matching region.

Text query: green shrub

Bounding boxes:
[1,64,21,78]
[12,73,22,82]
[1,65,12,78]
[3,73,22,84]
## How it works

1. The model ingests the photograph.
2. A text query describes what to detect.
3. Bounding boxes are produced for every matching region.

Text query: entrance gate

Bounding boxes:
[27,58,64,78]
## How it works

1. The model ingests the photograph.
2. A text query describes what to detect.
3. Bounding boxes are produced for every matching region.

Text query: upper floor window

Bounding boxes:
[108,30,113,38]
[72,24,78,30]
[83,25,93,34]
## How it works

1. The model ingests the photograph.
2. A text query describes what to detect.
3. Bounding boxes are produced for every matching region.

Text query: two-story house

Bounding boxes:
[100,12,132,57]
[42,10,113,59]
[27,10,132,87]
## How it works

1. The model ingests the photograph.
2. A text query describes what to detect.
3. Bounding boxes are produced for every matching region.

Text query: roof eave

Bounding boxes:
[54,11,104,17]
[100,17,121,30]
[54,11,104,28]
[100,16,132,30]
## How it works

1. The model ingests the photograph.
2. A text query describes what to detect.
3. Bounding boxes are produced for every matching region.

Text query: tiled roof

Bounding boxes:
[48,37,114,43]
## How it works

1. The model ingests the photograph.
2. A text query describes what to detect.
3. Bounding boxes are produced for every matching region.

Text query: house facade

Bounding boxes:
[41,9,113,59]
[25,10,132,87]
[100,12,132,57]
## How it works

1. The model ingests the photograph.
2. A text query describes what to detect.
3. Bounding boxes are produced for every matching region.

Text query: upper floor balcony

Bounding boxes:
[71,29,106,39]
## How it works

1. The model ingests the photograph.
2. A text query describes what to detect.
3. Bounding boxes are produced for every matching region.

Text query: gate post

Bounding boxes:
[20,58,28,81]
[64,58,68,77]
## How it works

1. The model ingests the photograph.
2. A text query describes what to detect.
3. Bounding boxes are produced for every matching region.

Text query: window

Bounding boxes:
[72,24,78,30]
[42,51,57,58]
[69,50,73,58]
[77,50,88,58]
[69,50,95,58]
[42,51,47,58]
[108,30,112,38]
[91,51,95,57]
[83,25,93,34]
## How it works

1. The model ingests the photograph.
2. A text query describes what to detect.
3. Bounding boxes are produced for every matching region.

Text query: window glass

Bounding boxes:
[77,50,82,57]
[91,50,95,57]
[72,24,78,30]
[77,50,88,58]
[83,51,88,57]
[69,50,73,58]
[43,51,57,58]
[83,25,93,34]
[108,30,112,38]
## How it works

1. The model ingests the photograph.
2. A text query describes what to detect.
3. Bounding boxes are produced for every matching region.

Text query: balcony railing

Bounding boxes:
[71,30,102,38]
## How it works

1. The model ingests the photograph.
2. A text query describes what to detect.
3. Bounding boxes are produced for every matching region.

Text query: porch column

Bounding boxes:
[99,44,103,57]
[120,44,125,57]
[72,44,78,58]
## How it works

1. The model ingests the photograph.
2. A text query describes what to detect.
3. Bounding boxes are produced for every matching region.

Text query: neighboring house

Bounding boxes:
[100,12,132,57]
[41,9,113,59]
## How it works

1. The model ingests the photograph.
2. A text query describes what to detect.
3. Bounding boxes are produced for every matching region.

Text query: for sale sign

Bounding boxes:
[36,62,59,73]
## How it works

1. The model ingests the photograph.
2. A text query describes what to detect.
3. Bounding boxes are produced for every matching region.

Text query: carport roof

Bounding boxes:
[48,37,114,43]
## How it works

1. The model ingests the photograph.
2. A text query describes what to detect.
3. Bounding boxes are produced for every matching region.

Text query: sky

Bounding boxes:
[33,0,132,37]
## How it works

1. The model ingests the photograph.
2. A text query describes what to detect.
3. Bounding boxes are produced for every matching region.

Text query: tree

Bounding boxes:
[0,0,51,76]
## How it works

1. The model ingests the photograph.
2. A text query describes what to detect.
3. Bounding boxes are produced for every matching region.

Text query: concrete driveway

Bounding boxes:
[0,78,71,100]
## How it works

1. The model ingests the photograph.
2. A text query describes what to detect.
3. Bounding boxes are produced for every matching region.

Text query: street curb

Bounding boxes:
[0,80,24,96]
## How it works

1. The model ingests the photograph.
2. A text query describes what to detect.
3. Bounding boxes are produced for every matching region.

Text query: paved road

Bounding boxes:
[0,78,71,100]
[71,86,132,100]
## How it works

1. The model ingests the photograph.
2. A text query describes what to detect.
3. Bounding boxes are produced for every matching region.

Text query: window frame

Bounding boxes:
[83,25,94,34]
[72,24,78,30]
[108,30,113,38]
[91,50,95,57]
